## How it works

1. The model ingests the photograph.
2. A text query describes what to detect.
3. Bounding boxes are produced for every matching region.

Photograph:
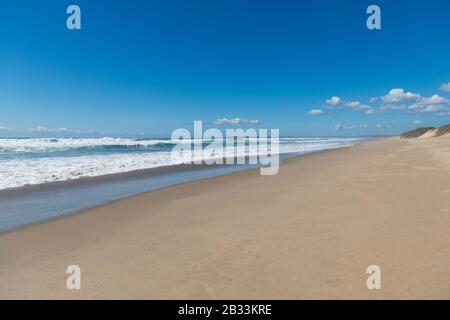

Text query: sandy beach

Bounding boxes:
[0,136,449,299]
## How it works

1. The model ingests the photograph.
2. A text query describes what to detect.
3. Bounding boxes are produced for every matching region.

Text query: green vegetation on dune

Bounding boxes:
[400,127,436,138]
[435,124,450,137]
[400,124,450,138]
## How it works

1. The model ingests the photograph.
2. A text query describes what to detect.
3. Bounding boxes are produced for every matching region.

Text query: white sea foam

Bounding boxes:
[0,137,177,153]
[0,137,362,190]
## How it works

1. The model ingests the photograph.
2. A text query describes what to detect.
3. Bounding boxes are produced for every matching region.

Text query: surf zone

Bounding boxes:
[171,121,280,175]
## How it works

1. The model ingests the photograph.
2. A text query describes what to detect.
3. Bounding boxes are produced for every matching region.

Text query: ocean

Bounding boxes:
[0,137,364,231]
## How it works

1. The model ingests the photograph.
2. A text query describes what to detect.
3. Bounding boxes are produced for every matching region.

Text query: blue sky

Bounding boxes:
[0,0,449,137]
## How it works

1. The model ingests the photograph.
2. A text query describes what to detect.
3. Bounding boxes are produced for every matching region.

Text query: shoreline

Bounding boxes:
[0,157,253,195]
[0,139,368,194]
[0,136,367,193]
[1,136,449,299]
[0,161,256,234]
[0,145,362,233]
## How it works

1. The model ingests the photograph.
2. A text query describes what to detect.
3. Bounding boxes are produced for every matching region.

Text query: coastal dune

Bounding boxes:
[0,136,449,299]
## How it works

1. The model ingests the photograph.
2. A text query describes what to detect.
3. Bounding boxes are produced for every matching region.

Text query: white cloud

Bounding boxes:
[0,125,11,131]
[213,117,259,125]
[344,101,361,108]
[342,101,375,114]
[325,96,341,106]
[421,105,448,113]
[28,126,82,134]
[29,125,49,132]
[376,124,391,128]
[335,123,368,131]
[355,104,372,111]
[407,104,421,111]
[414,120,423,125]
[380,104,405,112]
[378,88,449,115]
[308,109,324,116]
[382,88,421,103]
[317,87,449,118]
[408,104,448,113]
[440,82,450,92]
[419,94,448,105]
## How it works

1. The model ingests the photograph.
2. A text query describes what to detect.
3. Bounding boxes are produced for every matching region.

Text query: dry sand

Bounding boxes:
[0,136,449,299]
